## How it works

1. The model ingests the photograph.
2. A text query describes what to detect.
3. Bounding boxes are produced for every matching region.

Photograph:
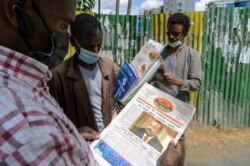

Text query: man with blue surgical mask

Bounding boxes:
[49,13,120,142]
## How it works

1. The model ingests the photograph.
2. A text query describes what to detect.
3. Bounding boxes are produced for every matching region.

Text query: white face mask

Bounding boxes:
[168,40,182,48]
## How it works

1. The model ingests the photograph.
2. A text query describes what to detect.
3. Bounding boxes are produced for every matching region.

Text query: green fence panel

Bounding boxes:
[97,14,152,66]
[198,7,250,127]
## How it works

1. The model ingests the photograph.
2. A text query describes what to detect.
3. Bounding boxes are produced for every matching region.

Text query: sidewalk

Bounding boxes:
[185,121,250,166]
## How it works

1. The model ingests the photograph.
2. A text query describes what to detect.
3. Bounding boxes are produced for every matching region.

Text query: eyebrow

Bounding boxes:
[65,18,74,25]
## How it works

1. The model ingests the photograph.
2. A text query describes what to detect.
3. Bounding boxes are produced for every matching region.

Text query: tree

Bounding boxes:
[77,0,95,11]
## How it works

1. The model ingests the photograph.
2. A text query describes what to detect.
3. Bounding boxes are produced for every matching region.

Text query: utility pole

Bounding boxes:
[98,0,101,14]
[116,0,120,15]
[127,0,132,15]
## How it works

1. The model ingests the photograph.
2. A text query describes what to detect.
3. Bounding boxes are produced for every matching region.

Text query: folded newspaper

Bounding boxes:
[112,39,165,105]
[112,62,138,101]
[91,83,196,166]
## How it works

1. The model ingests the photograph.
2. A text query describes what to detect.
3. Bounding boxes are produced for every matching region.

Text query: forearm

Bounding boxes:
[180,78,201,91]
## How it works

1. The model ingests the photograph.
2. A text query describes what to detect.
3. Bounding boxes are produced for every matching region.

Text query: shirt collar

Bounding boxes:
[143,133,154,139]
[0,45,52,87]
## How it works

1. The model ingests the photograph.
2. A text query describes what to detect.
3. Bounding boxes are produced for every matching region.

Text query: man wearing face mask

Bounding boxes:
[152,12,201,103]
[49,13,120,142]
[0,0,185,164]
[0,0,95,165]
[152,12,201,166]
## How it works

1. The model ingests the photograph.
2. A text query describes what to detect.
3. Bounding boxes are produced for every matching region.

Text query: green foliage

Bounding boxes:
[77,0,95,11]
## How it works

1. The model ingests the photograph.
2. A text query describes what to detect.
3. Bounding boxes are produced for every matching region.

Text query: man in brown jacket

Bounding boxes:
[49,13,119,142]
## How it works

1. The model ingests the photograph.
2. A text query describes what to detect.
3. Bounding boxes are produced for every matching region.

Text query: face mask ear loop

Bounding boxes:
[72,37,81,56]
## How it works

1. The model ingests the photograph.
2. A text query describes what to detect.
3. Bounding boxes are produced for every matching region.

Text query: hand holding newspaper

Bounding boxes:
[91,83,196,166]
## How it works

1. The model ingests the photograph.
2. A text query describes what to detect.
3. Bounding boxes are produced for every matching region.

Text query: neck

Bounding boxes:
[0,28,29,55]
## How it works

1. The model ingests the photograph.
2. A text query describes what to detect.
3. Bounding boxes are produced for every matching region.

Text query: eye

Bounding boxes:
[60,23,69,32]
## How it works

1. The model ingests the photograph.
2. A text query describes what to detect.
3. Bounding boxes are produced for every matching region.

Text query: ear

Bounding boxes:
[3,0,28,28]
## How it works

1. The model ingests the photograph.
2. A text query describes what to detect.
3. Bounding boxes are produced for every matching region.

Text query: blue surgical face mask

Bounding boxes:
[79,47,100,64]
[168,40,182,48]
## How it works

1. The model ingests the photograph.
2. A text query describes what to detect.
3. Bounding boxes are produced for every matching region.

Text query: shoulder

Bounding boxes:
[99,56,120,71]
[184,44,200,57]
[99,56,114,65]
[51,56,74,73]
[131,127,144,132]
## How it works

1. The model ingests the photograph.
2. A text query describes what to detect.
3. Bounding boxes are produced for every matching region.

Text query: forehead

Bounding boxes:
[39,1,76,24]
[79,32,103,44]
[151,121,161,128]
[167,23,184,32]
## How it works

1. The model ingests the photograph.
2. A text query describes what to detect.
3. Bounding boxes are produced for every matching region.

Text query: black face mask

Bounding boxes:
[28,32,69,69]
[25,0,69,69]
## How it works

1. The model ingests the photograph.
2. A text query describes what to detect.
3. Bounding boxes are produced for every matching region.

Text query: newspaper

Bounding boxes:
[131,39,164,78]
[113,62,138,101]
[91,83,196,166]
[121,58,162,103]
[118,40,165,103]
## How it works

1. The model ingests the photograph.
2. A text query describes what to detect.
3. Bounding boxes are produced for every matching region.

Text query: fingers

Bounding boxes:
[163,72,184,86]
[80,132,99,140]
[174,141,183,153]
[163,72,172,80]
[163,72,174,84]
[168,141,175,148]
[158,68,164,73]
[78,126,100,140]
[159,141,183,166]
[163,72,171,77]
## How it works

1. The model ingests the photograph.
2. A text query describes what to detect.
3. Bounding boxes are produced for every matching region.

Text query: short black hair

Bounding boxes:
[167,12,190,34]
[70,13,102,38]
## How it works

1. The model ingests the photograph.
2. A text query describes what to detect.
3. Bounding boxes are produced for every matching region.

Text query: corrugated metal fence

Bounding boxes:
[97,14,152,66]
[198,7,250,127]
[69,9,250,127]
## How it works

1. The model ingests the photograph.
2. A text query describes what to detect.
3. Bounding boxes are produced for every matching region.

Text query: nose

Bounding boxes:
[93,46,99,53]
[90,46,99,54]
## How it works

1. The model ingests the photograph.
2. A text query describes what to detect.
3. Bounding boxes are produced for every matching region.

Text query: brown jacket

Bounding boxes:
[48,54,119,131]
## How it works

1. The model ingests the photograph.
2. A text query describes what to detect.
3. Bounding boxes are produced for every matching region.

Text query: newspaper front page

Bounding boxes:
[91,83,196,166]
[131,39,164,78]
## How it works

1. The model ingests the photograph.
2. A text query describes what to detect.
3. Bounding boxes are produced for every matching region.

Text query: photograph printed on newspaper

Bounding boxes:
[131,39,164,78]
[91,83,196,166]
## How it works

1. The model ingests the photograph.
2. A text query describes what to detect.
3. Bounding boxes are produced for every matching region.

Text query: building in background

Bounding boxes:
[145,0,249,15]
[150,6,164,14]
[207,0,235,7]
[163,0,197,13]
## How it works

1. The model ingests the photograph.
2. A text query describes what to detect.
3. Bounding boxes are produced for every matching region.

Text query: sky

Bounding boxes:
[93,0,164,15]
[92,0,213,15]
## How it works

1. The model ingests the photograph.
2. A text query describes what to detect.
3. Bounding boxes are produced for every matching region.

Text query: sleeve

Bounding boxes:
[180,50,201,91]
[3,123,94,165]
